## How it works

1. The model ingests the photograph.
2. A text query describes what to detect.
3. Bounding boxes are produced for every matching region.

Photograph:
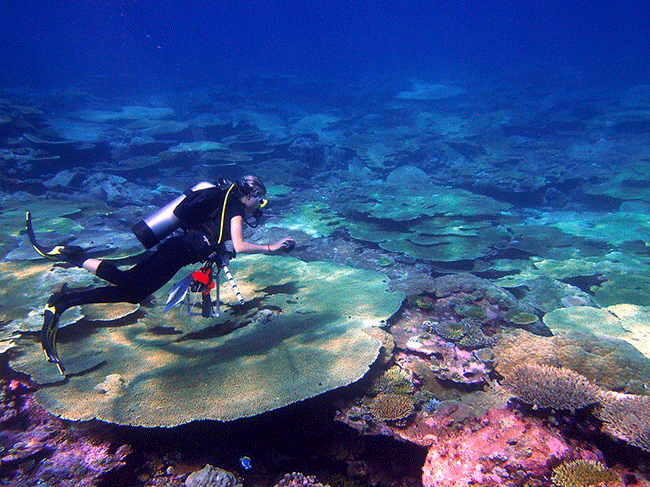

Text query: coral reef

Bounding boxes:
[428,317,492,349]
[370,366,414,395]
[595,391,650,452]
[551,460,621,487]
[503,363,601,412]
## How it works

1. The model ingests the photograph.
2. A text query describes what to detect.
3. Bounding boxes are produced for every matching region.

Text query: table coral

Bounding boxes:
[11,256,404,426]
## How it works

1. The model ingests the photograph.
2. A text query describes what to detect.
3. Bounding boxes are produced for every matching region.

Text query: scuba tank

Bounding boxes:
[131,181,216,249]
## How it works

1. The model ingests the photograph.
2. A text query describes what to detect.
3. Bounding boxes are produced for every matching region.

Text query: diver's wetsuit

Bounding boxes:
[51,193,245,312]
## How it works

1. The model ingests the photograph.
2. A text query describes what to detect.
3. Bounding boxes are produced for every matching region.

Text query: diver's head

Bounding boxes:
[236,175,268,211]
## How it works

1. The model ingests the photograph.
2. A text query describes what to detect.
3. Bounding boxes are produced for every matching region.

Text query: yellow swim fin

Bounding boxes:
[25,211,85,266]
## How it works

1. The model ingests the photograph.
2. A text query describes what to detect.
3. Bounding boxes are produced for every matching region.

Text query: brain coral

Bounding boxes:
[503,363,601,412]
[10,255,404,426]
[595,391,650,452]
[371,393,414,423]
[551,460,620,487]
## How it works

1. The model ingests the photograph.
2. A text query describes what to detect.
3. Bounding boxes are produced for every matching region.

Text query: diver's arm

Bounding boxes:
[230,215,294,254]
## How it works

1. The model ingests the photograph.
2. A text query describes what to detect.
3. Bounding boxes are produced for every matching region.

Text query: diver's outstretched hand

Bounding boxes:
[272,238,296,253]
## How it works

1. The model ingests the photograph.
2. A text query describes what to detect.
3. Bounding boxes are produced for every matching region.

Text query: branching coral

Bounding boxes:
[370,366,413,395]
[595,391,650,452]
[371,393,414,424]
[551,460,620,487]
[503,363,601,412]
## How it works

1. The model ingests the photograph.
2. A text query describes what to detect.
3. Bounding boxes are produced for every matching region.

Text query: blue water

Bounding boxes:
[2,0,648,88]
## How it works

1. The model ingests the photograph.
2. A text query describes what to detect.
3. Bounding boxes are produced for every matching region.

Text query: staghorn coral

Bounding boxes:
[551,460,620,487]
[503,363,601,412]
[371,393,414,424]
[595,391,650,452]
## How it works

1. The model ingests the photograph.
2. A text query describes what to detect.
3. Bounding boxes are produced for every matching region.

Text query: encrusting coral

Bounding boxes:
[595,391,650,452]
[551,459,620,487]
[503,363,601,412]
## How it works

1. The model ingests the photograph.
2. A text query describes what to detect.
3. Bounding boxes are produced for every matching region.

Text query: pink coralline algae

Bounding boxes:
[421,407,601,487]
[0,377,131,487]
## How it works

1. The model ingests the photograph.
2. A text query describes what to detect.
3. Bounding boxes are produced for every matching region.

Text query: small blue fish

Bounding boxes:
[239,456,252,470]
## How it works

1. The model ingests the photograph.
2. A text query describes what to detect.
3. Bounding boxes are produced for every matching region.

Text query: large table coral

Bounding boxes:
[10,255,404,427]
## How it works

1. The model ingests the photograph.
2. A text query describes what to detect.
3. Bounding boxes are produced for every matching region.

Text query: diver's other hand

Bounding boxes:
[270,238,295,253]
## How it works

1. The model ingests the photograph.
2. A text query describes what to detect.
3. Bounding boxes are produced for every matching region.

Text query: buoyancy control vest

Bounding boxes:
[131,179,235,249]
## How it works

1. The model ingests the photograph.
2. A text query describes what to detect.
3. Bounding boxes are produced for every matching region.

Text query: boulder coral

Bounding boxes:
[10,256,404,426]
[185,464,242,487]
[494,329,650,394]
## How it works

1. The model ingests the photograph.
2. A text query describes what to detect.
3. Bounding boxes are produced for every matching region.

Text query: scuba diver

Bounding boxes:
[27,175,295,375]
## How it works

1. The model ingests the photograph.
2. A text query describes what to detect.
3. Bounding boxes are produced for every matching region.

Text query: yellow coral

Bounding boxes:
[371,393,414,423]
[551,460,620,487]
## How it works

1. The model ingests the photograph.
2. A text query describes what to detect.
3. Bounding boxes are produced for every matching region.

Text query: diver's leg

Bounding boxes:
[91,236,193,291]
[41,283,143,374]
[41,235,197,373]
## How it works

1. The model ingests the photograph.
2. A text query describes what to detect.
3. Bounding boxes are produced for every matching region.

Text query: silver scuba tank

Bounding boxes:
[131,181,215,249]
